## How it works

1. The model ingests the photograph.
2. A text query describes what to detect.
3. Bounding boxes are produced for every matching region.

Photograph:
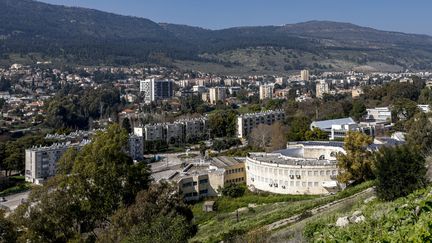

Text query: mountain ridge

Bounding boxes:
[1,0,432,72]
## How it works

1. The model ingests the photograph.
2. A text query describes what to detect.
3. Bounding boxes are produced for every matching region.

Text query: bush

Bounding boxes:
[374,145,427,201]
[220,184,246,198]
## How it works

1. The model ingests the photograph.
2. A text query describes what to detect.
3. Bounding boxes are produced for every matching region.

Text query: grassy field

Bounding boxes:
[190,181,374,242]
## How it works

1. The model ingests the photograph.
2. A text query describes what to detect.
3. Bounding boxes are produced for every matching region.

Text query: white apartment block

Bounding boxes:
[365,107,392,122]
[139,78,173,103]
[135,117,208,144]
[316,80,330,98]
[259,84,274,100]
[301,69,310,81]
[237,110,285,138]
[25,141,89,184]
[209,87,226,104]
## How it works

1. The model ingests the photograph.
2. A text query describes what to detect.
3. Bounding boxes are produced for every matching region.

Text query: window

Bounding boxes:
[302,182,306,187]
[308,171,312,176]
[326,170,331,176]
[199,179,208,184]
[308,182,312,187]
[320,170,324,176]
[314,182,319,187]
[183,182,193,188]
[199,189,208,194]
[314,171,318,176]
[193,181,198,186]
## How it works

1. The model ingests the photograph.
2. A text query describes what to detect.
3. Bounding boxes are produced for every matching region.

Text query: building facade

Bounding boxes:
[259,84,274,100]
[316,80,330,98]
[237,110,285,138]
[25,141,89,184]
[301,70,310,81]
[245,142,343,195]
[134,117,208,144]
[209,87,226,104]
[139,78,173,103]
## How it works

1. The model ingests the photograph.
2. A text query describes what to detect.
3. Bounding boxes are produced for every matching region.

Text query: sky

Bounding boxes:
[39,0,432,35]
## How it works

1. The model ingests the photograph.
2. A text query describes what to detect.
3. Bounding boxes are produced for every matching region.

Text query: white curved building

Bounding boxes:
[246,142,344,195]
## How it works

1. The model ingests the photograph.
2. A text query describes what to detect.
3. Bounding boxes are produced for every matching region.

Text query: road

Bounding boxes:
[0,191,30,212]
[150,151,201,172]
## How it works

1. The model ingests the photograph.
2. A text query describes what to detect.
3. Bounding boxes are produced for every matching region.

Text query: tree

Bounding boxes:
[269,122,288,151]
[13,124,152,241]
[337,131,374,184]
[0,210,17,242]
[249,122,287,151]
[406,112,432,154]
[350,100,366,121]
[287,115,311,141]
[220,183,246,198]
[391,98,419,122]
[208,109,237,138]
[98,182,196,243]
[374,145,427,201]
[304,127,328,141]
[249,124,272,149]
[121,117,132,134]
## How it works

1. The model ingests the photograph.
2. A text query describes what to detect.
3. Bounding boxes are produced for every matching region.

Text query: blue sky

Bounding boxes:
[39,0,432,35]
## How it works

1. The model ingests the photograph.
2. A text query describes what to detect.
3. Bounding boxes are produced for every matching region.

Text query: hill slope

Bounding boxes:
[1,0,432,72]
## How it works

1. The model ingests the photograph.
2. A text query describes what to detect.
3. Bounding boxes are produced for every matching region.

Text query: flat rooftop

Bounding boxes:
[211,156,245,168]
[248,153,337,166]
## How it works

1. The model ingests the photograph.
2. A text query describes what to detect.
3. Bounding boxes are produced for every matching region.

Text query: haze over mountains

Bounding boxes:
[1,0,432,73]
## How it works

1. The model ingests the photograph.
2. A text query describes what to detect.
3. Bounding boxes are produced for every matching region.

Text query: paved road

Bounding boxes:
[0,191,30,211]
[150,151,201,172]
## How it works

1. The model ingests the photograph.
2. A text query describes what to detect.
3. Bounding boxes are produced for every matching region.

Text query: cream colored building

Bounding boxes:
[237,110,285,138]
[259,84,274,100]
[316,80,330,98]
[301,70,310,81]
[209,87,226,104]
[245,141,344,195]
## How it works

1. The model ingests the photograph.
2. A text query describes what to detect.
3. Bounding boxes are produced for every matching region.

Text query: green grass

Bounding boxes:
[0,183,31,197]
[190,181,374,243]
[305,184,432,242]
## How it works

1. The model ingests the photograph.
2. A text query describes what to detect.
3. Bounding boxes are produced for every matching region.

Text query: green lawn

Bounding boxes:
[0,183,31,197]
[190,181,374,243]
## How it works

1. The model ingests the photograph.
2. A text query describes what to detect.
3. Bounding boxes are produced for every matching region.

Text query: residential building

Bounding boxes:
[25,141,89,184]
[128,134,144,161]
[259,84,274,100]
[134,117,208,144]
[237,110,285,138]
[139,78,173,103]
[365,107,392,122]
[208,87,226,104]
[316,80,330,98]
[301,70,310,81]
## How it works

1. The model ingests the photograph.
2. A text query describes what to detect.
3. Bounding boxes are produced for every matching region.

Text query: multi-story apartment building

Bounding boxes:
[259,84,274,100]
[365,107,392,122]
[25,141,89,184]
[128,134,144,161]
[316,80,330,98]
[208,87,226,104]
[139,78,173,103]
[301,69,310,81]
[237,110,285,138]
[134,117,208,144]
